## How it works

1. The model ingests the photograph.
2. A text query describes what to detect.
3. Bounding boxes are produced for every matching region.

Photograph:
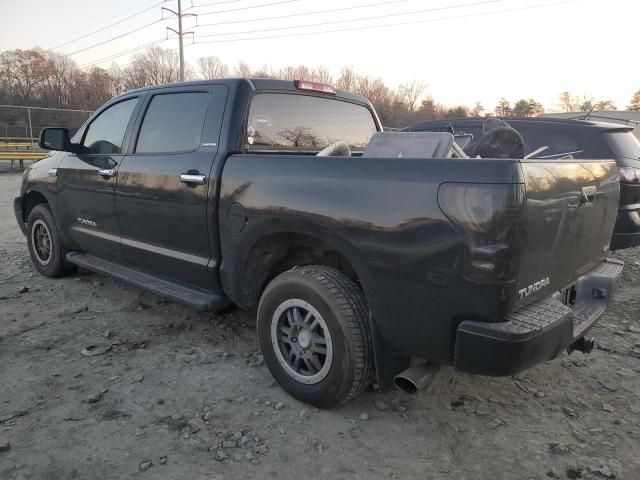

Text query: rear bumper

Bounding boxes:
[14,195,26,236]
[454,258,624,376]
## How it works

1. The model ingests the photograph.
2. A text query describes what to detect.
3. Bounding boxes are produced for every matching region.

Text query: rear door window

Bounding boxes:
[515,125,589,158]
[136,92,210,154]
[247,93,378,153]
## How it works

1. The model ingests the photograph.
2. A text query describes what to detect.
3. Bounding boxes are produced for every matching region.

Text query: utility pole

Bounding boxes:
[162,0,195,81]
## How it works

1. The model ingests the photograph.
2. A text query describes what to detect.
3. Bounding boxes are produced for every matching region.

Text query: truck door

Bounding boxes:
[115,85,227,290]
[56,94,143,261]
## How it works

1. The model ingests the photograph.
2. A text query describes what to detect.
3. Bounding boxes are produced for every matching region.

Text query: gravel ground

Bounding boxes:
[1,171,639,480]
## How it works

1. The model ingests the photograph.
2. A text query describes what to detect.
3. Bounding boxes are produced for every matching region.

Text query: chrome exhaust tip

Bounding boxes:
[393,363,440,394]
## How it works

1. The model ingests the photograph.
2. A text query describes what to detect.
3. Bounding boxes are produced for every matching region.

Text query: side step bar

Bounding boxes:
[66,252,229,311]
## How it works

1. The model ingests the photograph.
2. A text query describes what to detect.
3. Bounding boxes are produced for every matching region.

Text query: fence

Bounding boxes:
[0,104,93,140]
[0,105,93,168]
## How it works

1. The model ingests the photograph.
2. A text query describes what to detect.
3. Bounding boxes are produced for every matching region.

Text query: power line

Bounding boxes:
[194,0,304,17]
[193,0,582,44]
[112,45,181,70]
[195,0,500,39]
[43,0,161,47]
[65,18,166,56]
[189,0,256,7]
[195,0,409,28]
[74,0,192,77]
[49,1,166,51]
[78,37,171,68]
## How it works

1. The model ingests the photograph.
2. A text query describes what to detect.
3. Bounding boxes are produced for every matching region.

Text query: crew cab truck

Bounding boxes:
[14,78,624,407]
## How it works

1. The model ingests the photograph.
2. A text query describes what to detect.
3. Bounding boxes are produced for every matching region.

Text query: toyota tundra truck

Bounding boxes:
[14,78,623,407]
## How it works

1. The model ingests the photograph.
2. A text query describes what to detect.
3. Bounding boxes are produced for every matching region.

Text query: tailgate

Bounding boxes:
[515,159,619,307]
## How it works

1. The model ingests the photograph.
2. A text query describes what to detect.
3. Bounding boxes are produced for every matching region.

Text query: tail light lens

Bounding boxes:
[619,167,640,184]
[438,183,526,284]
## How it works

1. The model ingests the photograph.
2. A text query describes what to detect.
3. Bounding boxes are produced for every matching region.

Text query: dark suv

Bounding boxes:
[404,117,640,250]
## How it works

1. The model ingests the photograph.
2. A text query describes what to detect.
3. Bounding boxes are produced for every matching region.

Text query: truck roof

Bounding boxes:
[406,116,633,132]
[123,78,370,106]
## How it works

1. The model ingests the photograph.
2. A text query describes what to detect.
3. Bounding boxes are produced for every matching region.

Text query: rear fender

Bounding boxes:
[220,221,402,389]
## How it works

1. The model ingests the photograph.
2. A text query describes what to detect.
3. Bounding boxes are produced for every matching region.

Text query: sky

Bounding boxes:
[0,0,638,111]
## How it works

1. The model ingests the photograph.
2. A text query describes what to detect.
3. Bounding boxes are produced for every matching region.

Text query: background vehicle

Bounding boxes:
[14,79,623,407]
[404,117,640,250]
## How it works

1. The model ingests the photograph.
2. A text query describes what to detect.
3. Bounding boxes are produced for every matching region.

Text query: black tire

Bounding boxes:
[26,204,75,278]
[257,265,374,408]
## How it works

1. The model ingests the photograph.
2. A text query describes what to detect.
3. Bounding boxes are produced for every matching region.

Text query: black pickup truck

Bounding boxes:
[14,78,623,407]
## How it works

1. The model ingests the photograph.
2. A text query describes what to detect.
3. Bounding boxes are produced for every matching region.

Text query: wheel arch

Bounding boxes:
[22,189,50,223]
[222,226,373,312]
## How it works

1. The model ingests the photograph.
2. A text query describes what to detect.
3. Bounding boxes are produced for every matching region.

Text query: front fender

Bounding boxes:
[16,152,64,231]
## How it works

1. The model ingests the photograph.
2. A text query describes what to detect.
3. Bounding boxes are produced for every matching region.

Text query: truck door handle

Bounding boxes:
[97,168,117,178]
[180,173,206,185]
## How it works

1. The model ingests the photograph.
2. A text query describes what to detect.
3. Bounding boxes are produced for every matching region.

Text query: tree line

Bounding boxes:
[1,46,638,127]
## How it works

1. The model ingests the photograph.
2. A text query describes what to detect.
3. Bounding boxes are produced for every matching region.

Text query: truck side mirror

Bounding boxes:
[39,128,73,152]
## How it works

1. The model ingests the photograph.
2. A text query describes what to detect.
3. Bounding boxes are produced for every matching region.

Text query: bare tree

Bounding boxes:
[527,98,544,116]
[336,66,356,91]
[628,90,640,111]
[252,64,274,79]
[594,100,617,111]
[198,56,229,79]
[277,65,298,80]
[557,91,611,112]
[120,47,180,90]
[234,61,252,77]
[278,127,320,147]
[71,67,116,110]
[471,101,485,117]
[399,80,427,112]
[293,65,311,80]
[6,45,610,132]
[41,51,75,108]
[313,66,333,84]
[445,105,469,118]
[558,91,577,112]
[494,98,512,117]
[0,49,51,104]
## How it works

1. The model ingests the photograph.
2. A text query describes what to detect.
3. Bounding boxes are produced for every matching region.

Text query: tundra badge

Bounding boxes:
[518,277,551,299]
[77,218,97,227]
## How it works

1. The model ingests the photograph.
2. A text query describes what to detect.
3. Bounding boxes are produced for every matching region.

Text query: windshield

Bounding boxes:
[603,130,640,160]
[247,93,378,153]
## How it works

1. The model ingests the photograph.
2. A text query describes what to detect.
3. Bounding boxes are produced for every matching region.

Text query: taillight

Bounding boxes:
[619,167,640,184]
[294,80,336,95]
[438,183,526,284]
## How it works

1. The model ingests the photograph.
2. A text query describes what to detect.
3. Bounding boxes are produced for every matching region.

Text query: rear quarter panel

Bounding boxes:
[218,154,523,363]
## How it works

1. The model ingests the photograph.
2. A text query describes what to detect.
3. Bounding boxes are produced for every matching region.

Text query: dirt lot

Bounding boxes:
[1,171,639,480]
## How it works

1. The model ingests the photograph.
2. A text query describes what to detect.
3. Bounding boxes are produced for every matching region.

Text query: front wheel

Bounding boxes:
[26,204,75,278]
[257,266,373,408]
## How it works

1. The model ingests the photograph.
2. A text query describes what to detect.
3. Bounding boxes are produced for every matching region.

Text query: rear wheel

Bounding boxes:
[26,204,75,278]
[257,266,373,408]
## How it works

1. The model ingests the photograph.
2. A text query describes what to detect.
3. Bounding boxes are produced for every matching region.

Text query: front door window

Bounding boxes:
[82,98,138,155]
